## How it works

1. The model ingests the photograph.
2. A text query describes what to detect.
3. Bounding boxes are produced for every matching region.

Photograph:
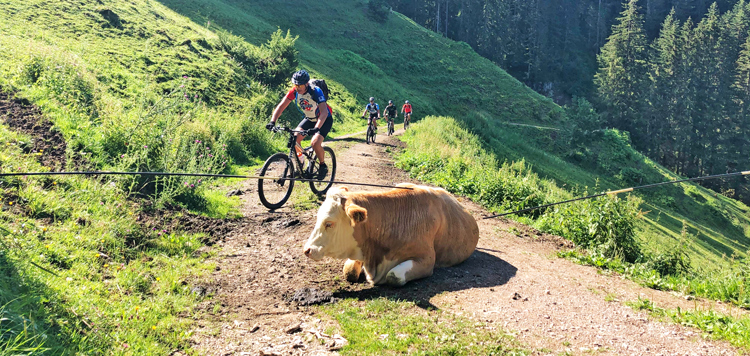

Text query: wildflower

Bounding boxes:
[66,277,72,282]
[206,147,210,150]
[100,202,104,205]
[197,179,202,183]
[96,253,100,258]
[143,145,148,149]
[152,325,156,330]
[104,264,109,268]
[182,75,187,79]
[162,229,166,233]
[208,154,213,158]
[53,182,57,185]
[43,227,47,232]
[8,202,12,205]
[184,182,189,186]
[190,184,195,188]
[156,277,160,281]
[179,85,184,88]
[199,154,204,158]
[134,306,140,311]
[45,244,50,249]
[120,154,125,158]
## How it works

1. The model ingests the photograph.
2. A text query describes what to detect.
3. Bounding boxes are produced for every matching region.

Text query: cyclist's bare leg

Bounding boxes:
[311,133,325,165]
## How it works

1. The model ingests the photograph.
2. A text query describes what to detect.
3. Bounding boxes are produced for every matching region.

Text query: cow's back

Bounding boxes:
[427,187,479,267]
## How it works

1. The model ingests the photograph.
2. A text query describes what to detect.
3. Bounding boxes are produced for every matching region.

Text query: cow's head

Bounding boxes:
[303,187,367,261]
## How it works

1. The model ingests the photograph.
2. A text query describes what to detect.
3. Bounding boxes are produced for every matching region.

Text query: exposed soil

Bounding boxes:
[0,92,67,169]
[189,128,744,355]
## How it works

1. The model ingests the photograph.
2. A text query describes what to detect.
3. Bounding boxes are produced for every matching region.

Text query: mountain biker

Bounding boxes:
[267,69,332,178]
[401,100,413,127]
[384,100,397,132]
[361,97,380,131]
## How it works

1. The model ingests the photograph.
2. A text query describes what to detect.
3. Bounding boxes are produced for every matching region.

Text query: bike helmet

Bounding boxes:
[388,100,393,104]
[369,97,375,102]
[291,70,310,85]
[405,100,409,104]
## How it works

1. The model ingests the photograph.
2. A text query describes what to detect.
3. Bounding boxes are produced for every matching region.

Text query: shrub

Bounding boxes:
[367,0,390,23]
[537,193,643,262]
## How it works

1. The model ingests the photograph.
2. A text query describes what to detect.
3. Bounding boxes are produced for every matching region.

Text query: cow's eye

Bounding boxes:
[325,222,334,229]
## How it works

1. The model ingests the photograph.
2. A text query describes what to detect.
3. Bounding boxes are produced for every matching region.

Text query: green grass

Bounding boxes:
[320,298,528,355]
[629,297,750,349]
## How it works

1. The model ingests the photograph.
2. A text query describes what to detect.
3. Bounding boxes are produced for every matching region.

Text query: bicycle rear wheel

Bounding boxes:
[258,153,294,209]
[308,146,337,196]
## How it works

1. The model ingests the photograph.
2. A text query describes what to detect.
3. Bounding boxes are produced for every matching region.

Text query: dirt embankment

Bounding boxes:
[190,130,742,356]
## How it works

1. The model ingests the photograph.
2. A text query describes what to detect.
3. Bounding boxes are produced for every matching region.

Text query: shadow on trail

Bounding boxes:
[332,250,516,310]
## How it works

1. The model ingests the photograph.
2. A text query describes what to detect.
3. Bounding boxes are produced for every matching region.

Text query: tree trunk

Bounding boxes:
[445,0,449,37]
[436,1,441,34]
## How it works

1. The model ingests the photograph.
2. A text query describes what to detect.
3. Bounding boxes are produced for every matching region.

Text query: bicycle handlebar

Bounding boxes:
[271,126,307,135]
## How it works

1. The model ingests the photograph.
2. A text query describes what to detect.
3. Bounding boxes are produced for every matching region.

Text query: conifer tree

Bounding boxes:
[649,9,680,164]
[594,0,650,145]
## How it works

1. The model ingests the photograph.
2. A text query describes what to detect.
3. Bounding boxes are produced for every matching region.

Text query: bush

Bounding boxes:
[217,29,298,88]
[367,0,390,23]
[537,193,643,262]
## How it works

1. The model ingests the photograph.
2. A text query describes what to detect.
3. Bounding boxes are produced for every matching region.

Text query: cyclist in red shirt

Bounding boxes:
[267,70,332,178]
[401,100,413,128]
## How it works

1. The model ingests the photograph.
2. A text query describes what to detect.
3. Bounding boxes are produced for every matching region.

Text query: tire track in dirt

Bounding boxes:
[190,129,742,355]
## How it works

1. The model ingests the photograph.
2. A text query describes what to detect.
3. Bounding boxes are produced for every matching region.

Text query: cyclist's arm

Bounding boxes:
[315,103,329,129]
[271,96,293,123]
[362,108,368,117]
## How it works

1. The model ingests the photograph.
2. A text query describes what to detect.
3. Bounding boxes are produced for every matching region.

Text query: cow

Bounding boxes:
[303,183,479,286]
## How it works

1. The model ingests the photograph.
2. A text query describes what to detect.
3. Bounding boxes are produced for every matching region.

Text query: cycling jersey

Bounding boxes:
[286,86,333,122]
[385,105,397,117]
[366,103,380,114]
[402,103,412,113]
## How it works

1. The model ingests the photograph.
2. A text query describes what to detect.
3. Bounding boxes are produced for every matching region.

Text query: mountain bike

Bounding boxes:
[386,116,395,136]
[366,118,377,144]
[404,114,410,130]
[258,126,337,209]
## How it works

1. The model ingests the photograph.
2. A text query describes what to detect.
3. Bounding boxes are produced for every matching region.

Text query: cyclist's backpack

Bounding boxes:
[310,79,332,100]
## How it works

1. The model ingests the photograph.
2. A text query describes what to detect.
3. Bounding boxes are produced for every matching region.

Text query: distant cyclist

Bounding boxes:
[361,97,380,131]
[401,100,413,128]
[384,100,397,133]
[267,69,332,178]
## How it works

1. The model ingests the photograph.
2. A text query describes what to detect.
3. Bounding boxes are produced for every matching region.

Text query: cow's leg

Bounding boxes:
[343,259,363,283]
[384,256,435,286]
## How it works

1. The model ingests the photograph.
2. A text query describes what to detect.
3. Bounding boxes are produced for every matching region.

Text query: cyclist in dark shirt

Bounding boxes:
[384,100,397,133]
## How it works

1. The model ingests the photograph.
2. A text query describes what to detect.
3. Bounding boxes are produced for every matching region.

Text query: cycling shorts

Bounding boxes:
[297,116,333,138]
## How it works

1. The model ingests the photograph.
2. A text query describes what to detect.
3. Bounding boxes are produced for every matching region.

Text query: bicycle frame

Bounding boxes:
[280,127,316,178]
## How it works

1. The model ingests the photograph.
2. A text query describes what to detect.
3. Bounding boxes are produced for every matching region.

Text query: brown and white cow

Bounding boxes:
[303,184,479,286]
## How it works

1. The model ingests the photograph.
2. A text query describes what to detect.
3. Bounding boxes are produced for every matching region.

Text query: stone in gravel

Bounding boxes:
[286,322,302,334]
[287,288,334,306]
[226,189,244,197]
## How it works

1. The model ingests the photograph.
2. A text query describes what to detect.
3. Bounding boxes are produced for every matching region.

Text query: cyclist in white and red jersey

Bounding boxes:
[401,100,413,128]
[267,70,332,178]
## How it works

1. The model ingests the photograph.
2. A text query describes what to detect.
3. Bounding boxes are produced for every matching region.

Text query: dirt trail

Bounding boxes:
[191,129,741,355]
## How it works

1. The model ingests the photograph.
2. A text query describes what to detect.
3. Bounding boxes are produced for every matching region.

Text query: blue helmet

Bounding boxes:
[291,70,310,85]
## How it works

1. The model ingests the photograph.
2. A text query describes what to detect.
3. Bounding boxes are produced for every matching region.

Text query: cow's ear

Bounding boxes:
[345,203,368,225]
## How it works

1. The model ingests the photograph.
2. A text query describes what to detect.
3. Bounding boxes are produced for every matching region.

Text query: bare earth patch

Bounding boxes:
[190,129,742,355]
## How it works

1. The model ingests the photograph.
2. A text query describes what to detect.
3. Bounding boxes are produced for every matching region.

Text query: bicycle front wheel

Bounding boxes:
[258,153,294,209]
[308,146,337,196]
